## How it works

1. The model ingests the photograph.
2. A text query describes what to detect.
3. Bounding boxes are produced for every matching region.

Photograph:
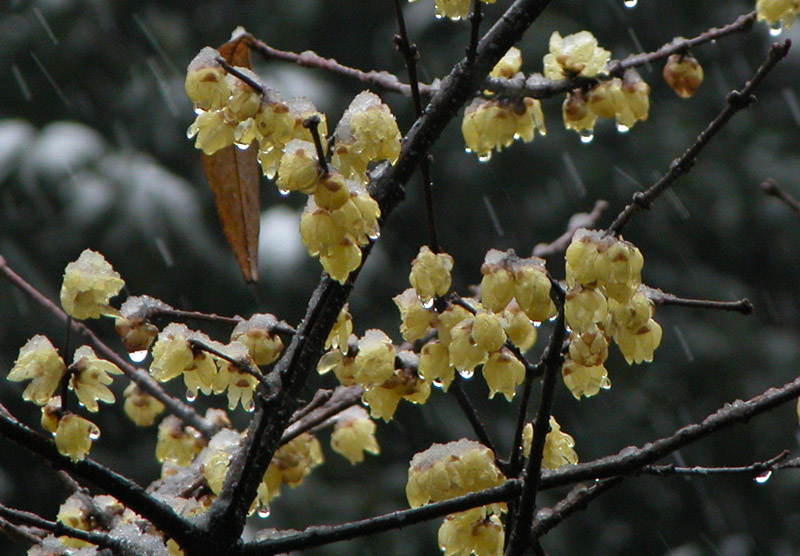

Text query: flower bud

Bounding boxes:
[663,53,704,98]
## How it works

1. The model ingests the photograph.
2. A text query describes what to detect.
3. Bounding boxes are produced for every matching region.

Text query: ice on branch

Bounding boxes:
[7,335,66,405]
[60,249,124,320]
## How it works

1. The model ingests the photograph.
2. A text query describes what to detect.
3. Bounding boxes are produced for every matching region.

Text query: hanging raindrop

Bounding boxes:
[185,390,197,402]
[129,350,148,363]
[769,22,783,36]
[257,504,271,518]
[579,129,594,144]
[623,0,637,7]
[278,188,291,196]
[89,429,101,440]
[478,152,492,163]
[458,368,474,379]
[616,123,631,133]
[754,470,772,484]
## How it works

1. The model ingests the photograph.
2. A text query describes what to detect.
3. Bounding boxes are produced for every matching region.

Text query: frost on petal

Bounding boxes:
[60,249,124,320]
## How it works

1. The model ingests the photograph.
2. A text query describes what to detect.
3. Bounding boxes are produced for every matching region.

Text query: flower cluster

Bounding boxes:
[562,229,662,398]
[60,249,124,320]
[756,0,800,30]
[543,31,610,80]
[186,42,398,284]
[522,416,578,469]
[407,440,506,556]
[255,432,324,511]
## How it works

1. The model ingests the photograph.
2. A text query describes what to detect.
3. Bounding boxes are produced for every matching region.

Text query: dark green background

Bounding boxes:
[1,1,799,555]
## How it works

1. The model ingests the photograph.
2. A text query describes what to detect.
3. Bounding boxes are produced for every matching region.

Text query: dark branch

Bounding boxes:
[643,286,754,315]
[533,200,609,258]
[606,40,791,236]
[761,178,800,214]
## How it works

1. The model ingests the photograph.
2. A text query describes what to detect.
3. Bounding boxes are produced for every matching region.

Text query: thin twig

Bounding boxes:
[242,480,522,555]
[642,450,790,477]
[449,376,498,456]
[533,200,609,258]
[187,338,269,388]
[531,477,624,538]
[645,287,754,315]
[467,0,484,65]
[303,115,330,176]
[606,40,791,236]
[215,57,265,95]
[761,178,800,214]
[280,385,362,444]
[0,256,217,439]
[505,280,566,556]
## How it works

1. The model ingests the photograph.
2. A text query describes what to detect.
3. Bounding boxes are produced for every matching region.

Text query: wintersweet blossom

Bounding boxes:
[7,335,66,405]
[60,249,124,320]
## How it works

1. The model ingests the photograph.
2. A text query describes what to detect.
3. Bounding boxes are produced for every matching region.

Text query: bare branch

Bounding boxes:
[531,477,624,539]
[533,200,608,258]
[642,285,754,315]
[761,178,800,214]
[606,40,791,236]
[280,385,362,444]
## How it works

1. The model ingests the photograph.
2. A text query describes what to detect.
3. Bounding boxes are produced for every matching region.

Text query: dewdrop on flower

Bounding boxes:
[122,384,164,427]
[55,413,100,462]
[185,47,231,112]
[663,53,704,98]
[230,313,284,366]
[394,288,436,343]
[60,249,124,320]
[521,416,578,469]
[69,346,123,412]
[409,246,454,303]
[543,31,610,79]
[332,91,401,183]
[756,0,800,30]
[406,439,506,509]
[482,348,525,402]
[7,335,66,406]
[187,110,236,155]
[330,406,380,464]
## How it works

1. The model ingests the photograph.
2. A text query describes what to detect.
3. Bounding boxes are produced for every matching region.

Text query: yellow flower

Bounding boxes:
[184,47,230,112]
[330,406,380,464]
[150,323,195,383]
[259,432,323,504]
[332,91,401,184]
[122,383,164,426]
[363,363,431,421]
[543,31,610,79]
[213,342,260,411]
[418,341,455,391]
[60,249,124,320]
[187,110,236,155]
[354,329,396,387]
[56,493,93,548]
[320,237,363,284]
[757,0,800,29]
[41,396,62,434]
[482,348,525,402]
[568,327,609,368]
[462,98,545,160]
[522,416,578,469]
[562,90,598,135]
[69,345,123,412]
[437,304,471,348]
[317,349,358,386]
[7,335,66,405]
[449,320,489,373]
[155,416,205,466]
[202,428,243,494]
[406,439,506,510]
[325,305,353,354]
[276,139,323,195]
[471,311,506,353]
[663,53,704,98]
[230,313,284,366]
[223,67,262,122]
[564,285,608,334]
[616,70,650,131]
[501,304,538,352]
[438,507,504,556]
[55,413,100,462]
[513,259,554,322]
[409,246,454,303]
[490,47,523,79]
[394,288,436,343]
[561,358,610,399]
[614,318,663,365]
[479,249,515,313]
[314,172,350,211]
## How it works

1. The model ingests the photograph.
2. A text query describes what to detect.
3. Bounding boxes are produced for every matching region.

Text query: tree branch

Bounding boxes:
[606,39,791,236]
[761,178,800,214]
[0,256,217,439]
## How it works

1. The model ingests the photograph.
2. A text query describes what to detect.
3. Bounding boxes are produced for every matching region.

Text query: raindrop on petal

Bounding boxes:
[245,399,256,412]
[89,429,101,440]
[278,188,291,197]
[478,152,492,163]
[769,22,784,36]
[458,368,474,379]
[579,129,594,144]
[185,390,197,402]
[432,379,444,389]
[616,123,630,134]
[257,504,271,518]
[623,0,637,7]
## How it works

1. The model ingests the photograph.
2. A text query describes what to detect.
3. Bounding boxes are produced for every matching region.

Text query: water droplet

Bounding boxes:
[464,147,474,154]
[234,141,251,150]
[245,399,255,412]
[478,152,492,163]
[185,390,197,402]
[434,13,444,20]
[458,368,474,379]
[257,504,271,518]
[623,0,637,7]
[368,229,381,240]
[769,22,783,36]
[278,188,291,196]
[422,298,435,310]
[129,350,148,363]
[186,127,197,139]
[616,123,630,134]
[89,429,101,440]
[578,129,594,144]
[194,106,206,115]
[754,470,772,484]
